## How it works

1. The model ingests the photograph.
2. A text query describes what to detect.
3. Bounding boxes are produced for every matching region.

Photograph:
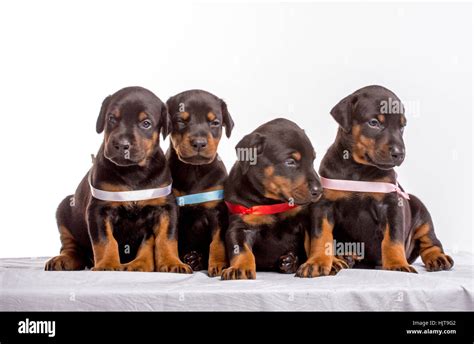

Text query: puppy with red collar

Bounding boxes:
[222,118,323,280]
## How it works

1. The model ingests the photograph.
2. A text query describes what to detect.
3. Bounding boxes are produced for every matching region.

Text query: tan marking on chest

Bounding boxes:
[241,214,276,226]
[279,205,303,219]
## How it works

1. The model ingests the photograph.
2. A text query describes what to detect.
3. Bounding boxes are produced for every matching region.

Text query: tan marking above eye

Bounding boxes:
[138,111,148,121]
[352,124,361,136]
[292,151,302,161]
[377,114,385,123]
[207,112,217,121]
[179,111,190,121]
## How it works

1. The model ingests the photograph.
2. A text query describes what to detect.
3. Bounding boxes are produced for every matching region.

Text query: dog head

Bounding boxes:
[330,85,407,170]
[166,90,234,165]
[235,118,322,205]
[96,86,170,167]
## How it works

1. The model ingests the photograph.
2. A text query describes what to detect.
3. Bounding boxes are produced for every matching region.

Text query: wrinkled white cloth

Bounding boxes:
[0,253,472,311]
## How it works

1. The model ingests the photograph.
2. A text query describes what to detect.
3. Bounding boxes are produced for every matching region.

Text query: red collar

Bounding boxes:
[225,201,299,215]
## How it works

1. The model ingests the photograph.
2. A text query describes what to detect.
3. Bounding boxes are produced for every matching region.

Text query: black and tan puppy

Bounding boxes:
[166,90,234,276]
[45,86,192,273]
[297,85,453,277]
[222,119,323,280]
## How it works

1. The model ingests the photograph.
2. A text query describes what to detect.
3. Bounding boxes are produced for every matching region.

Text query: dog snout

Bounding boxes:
[308,174,323,201]
[389,145,405,164]
[113,138,131,153]
[310,184,323,201]
[191,137,208,151]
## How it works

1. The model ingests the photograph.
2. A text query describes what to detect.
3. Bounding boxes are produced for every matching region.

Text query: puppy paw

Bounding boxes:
[330,256,350,275]
[383,264,417,273]
[295,258,332,278]
[91,264,122,271]
[221,267,256,280]
[182,251,204,271]
[424,253,454,272]
[45,255,85,271]
[156,262,193,274]
[120,261,154,272]
[208,263,227,277]
[278,252,299,274]
[339,254,363,268]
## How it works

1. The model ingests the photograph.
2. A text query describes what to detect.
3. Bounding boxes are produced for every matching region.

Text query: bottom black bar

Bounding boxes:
[0,311,471,343]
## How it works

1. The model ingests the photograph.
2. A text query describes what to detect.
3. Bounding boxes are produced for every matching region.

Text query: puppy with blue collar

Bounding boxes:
[166,90,234,276]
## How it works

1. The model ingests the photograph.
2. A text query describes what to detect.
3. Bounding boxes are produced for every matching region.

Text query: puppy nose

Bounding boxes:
[310,185,323,201]
[390,146,405,163]
[114,139,131,151]
[191,138,208,151]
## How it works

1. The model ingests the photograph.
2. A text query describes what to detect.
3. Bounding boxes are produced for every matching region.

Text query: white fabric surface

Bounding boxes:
[0,253,472,311]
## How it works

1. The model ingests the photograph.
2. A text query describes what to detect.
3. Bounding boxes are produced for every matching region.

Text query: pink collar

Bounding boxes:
[320,176,410,200]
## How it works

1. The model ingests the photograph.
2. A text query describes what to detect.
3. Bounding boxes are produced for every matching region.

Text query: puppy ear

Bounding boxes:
[221,99,234,138]
[330,94,358,133]
[235,132,265,174]
[96,95,111,134]
[160,104,172,139]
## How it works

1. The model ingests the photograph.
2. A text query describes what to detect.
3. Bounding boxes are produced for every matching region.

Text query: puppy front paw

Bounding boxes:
[120,260,154,272]
[383,263,417,273]
[208,263,227,277]
[92,264,122,271]
[221,266,256,280]
[156,262,193,274]
[295,258,332,278]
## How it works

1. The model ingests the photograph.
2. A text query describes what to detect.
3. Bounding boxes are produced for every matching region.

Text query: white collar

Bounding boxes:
[88,172,172,202]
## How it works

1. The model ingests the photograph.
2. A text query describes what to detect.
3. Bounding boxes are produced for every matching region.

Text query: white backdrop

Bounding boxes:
[0,1,472,257]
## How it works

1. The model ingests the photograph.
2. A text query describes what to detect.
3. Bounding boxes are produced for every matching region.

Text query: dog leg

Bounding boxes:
[407,196,453,271]
[154,213,192,273]
[382,224,417,273]
[45,225,87,271]
[208,227,228,277]
[413,223,453,271]
[380,197,418,273]
[221,243,256,280]
[90,218,122,271]
[296,217,334,277]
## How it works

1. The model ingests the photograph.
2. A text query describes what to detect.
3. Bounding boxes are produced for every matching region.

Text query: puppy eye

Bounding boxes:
[140,119,152,129]
[285,158,297,167]
[176,119,187,128]
[368,119,380,128]
[210,119,220,127]
[108,114,116,124]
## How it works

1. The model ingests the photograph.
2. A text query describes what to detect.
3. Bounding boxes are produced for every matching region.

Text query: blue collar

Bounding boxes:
[176,189,224,206]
